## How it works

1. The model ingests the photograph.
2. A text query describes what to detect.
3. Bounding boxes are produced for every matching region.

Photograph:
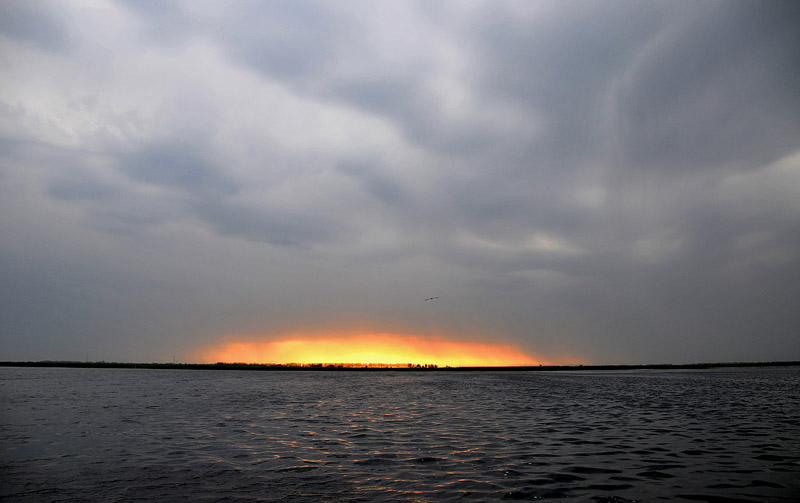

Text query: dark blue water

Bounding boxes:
[1,367,798,502]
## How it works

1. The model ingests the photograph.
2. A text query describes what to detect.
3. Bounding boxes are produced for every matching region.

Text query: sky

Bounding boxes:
[1,0,799,365]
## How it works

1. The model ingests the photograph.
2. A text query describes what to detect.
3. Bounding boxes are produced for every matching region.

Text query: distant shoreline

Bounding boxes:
[1,360,798,372]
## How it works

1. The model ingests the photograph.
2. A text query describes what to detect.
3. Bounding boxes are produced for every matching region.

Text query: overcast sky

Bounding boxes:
[1,0,799,364]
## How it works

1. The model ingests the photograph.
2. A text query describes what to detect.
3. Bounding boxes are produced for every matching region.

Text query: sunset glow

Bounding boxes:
[193,332,549,367]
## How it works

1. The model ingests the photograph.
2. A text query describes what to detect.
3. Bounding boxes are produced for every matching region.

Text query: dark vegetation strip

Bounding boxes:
[1,361,798,371]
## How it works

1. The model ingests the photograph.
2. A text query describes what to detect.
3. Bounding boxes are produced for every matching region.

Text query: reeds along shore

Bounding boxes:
[1,361,798,371]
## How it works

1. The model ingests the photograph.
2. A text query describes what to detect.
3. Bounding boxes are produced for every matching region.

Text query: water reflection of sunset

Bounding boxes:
[194,333,546,367]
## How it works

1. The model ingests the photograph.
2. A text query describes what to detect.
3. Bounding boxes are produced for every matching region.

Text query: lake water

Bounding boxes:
[1,367,798,502]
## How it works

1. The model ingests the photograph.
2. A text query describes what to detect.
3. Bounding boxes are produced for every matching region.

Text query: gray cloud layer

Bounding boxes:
[1,0,799,363]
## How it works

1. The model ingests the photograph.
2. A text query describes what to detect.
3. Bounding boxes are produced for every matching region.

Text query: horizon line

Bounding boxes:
[2,360,799,371]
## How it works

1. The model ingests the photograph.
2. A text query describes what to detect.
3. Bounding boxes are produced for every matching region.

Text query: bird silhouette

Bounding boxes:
[424,296,439,301]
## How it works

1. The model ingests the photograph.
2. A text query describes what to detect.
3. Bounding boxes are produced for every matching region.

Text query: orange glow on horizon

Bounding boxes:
[192,332,561,367]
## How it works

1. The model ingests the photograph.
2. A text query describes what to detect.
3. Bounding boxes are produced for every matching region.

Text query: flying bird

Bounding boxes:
[424,296,439,301]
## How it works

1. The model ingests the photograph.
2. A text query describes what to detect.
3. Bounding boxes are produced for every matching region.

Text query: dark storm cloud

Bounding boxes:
[472,1,670,157]
[115,0,800,171]
[1,0,799,363]
[219,0,345,81]
[114,0,190,45]
[54,141,342,247]
[48,178,121,202]
[13,141,186,237]
[0,0,71,52]
[611,1,800,173]
[121,144,239,196]
[119,0,345,80]
[191,198,348,248]
[338,162,408,207]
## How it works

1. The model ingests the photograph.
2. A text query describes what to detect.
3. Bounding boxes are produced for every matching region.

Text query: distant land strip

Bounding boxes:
[1,361,799,371]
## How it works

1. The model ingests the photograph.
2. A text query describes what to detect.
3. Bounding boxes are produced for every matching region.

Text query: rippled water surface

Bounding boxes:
[1,367,799,502]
